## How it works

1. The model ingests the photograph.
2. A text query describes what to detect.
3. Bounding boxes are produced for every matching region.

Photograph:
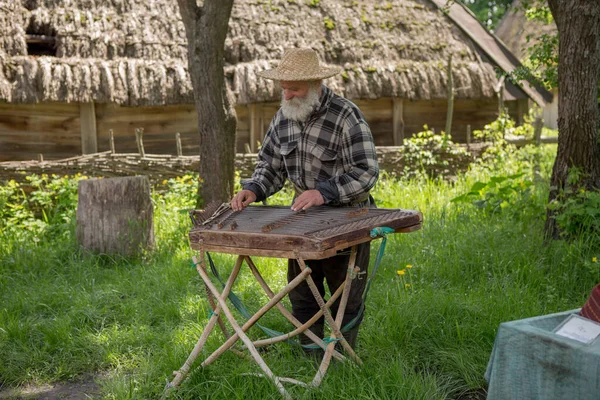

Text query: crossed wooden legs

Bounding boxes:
[164,246,362,399]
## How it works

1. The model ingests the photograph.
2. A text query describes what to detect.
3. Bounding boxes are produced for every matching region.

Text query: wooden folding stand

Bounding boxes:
[163,205,422,399]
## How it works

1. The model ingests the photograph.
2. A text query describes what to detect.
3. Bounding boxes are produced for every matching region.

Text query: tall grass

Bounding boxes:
[1,144,599,399]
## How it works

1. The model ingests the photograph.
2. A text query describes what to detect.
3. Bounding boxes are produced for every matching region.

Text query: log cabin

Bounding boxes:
[0,0,552,161]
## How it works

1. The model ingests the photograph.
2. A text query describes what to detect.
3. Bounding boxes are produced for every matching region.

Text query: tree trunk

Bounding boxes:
[76,176,154,256]
[177,0,237,207]
[544,0,600,239]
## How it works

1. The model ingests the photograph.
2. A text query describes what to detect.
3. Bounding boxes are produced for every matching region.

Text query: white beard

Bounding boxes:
[280,86,321,122]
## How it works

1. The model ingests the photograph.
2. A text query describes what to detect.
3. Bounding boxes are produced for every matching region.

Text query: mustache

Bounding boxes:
[280,88,321,121]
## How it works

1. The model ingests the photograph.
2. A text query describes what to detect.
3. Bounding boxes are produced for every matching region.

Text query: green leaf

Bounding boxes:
[469,182,487,193]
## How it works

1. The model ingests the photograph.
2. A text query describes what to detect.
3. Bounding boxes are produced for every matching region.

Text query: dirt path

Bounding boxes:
[0,375,101,400]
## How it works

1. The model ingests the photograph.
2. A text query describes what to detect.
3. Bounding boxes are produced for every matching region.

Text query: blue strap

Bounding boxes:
[201,226,394,344]
[205,253,296,344]
[341,227,395,333]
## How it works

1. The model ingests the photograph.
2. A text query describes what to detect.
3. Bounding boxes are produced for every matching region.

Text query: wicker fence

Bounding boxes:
[0,144,493,186]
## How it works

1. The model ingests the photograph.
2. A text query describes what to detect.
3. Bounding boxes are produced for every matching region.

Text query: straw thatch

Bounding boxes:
[0,0,515,106]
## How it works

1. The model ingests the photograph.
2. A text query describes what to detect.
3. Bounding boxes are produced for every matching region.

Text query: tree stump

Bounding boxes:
[76,176,155,256]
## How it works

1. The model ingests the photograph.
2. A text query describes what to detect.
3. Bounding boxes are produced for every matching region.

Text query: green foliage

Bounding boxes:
[510,32,558,90]
[548,168,600,239]
[470,113,557,180]
[451,173,538,215]
[504,0,558,90]
[453,113,556,218]
[0,174,83,242]
[400,127,471,178]
[463,0,514,30]
[549,188,600,238]
[472,114,520,171]
[1,139,598,399]
[473,112,510,142]
[156,174,197,210]
[306,0,319,7]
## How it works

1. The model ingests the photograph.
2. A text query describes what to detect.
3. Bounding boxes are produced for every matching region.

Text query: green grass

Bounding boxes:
[1,144,599,399]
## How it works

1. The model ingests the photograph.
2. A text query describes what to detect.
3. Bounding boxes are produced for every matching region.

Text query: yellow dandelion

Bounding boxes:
[162,179,168,185]
[593,257,598,263]
[405,284,411,289]
[406,264,413,269]
[397,269,406,276]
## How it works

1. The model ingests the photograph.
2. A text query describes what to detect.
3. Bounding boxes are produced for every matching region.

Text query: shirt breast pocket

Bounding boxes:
[280,141,299,179]
[310,144,339,180]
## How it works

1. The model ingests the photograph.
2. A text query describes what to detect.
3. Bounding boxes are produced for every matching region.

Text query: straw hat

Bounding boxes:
[257,48,342,81]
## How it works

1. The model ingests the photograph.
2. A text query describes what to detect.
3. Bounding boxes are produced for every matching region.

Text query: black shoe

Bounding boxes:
[337,326,360,352]
[300,323,324,359]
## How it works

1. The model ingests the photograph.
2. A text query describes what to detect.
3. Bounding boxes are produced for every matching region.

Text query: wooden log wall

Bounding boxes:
[0,102,81,162]
[0,97,526,162]
[95,103,199,156]
[235,97,522,148]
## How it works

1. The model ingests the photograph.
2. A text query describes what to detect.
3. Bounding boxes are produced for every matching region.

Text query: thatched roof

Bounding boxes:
[0,0,550,106]
[495,0,556,61]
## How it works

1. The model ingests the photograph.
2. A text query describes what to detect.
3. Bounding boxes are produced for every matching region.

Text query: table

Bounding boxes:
[485,309,600,400]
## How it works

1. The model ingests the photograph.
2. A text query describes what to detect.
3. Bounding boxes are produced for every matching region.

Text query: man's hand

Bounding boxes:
[291,190,325,211]
[231,189,257,211]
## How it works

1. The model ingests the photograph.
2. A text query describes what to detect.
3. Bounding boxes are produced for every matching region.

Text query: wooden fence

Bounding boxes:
[0,122,556,185]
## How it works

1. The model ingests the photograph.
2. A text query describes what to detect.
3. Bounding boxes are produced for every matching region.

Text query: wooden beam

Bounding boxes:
[516,98,528,126]
[392,98,405,146]
[246,103,259,153]
[80,102,98,155]
[248,103,262,153]
[260,105,266,145]
[445,55,454,137]
[25,34,56,45]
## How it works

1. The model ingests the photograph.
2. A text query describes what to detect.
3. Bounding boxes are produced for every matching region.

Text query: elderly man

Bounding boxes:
[231,48,379,354]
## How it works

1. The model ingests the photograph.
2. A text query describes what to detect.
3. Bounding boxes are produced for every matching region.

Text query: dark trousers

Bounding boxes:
[287,241,370,330]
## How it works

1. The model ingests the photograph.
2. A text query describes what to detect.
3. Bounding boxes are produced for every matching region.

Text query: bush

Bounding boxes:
[399,126,472,178]
[0,174,83,242]
[547,168,600,239]
[451,173,541,217]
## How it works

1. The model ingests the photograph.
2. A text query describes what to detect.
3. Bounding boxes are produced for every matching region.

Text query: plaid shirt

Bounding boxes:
[243,85,379,205]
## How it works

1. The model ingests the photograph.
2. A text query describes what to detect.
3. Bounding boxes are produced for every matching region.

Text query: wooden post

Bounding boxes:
[244,143,252,154]
[37,153,44,162]
[109,129,115,154]
[80,102,98,155]
[516,98,524,126]
[176,132,183,157]
[534,116,543,146]
[466,124,471,149]
[392,98,405,146]
[249,103,262,153]
[496,76,505,118]
[76,176,155,256]
[135,128,146,157]
[445,55,454,137]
